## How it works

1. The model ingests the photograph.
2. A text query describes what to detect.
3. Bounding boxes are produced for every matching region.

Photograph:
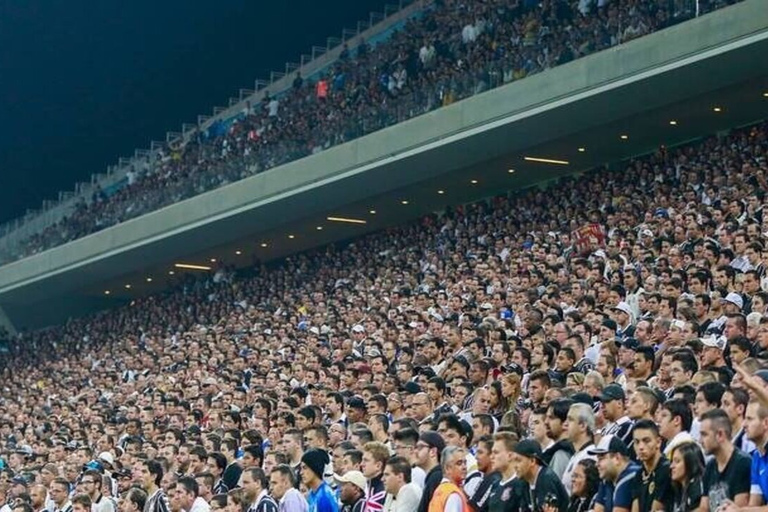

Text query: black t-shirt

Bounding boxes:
[469,471,502,512]
[633,457,674,512]
[416,465,443,512]
[487,476,524,512]
[519,468,569,512]
[672,477,704,512]
[702,448,751,511]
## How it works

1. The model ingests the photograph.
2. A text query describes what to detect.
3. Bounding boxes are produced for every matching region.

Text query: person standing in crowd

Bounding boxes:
[427,447,467,512]
[360,443,388,512]
[138,460,171,512]
[669,443,705,512]
[176,477,209,512]
[334,472,365,512]
[415,433,445,512]
[465,435,497,512]
[511,440,568,512]
[269,466,307,512]
[49,479,73,512]
[487,432,521,512]
[242,468,278,512]
[698,409,751,510]
[567,460,599,512]
[302,450,337,512]
[79,470,115,512]
[631,420,673,512]
[562,403,597,494]
[382,456,421,512]
[589,435,639,512]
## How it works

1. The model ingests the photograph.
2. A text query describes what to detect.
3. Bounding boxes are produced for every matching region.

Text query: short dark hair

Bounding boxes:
[529,370,551,388]
[242,445,264,467]
[386,456,412,483]
[632,419,659,437]
[698,382,725,408]
[72,495,92,509]
[270,464,296,487]
[392,428,419,446]
[124,488,147,511]
[206,452,227,473]
[344,449,363,466]
[177,476,199,497]
[297,406,316,423]
[663,399,693,432]
[141,459,164,487]
[547,398,574,423]
[701,408,732,438]
[243,467,268,489]
[671,352,698,375]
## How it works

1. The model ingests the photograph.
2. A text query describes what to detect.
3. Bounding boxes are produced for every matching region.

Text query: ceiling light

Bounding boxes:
[470,180,478,184]
[146,277,153,283]
[326,216,367,225]
[578,148,586,153]
[763,92,768,98]
[235,250,242,255]
[620,134,629,140]
[104,290,111,295]
[669,120,678,125]
[713,107,722,112]
[523,156,569,165]
[508,168,516,173]
[124,284,132,289]
[288,234,295,239]
[316,226,323,230]
[369,210,377,215]
[168,271,175,275]
[210,258,217,263]
[174,263,212,271]
[401,200,409,205]
[437,190,445,195]
[260,243,268,248]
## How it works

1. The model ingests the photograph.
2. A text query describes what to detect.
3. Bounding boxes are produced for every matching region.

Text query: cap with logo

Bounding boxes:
[588,434,629,456]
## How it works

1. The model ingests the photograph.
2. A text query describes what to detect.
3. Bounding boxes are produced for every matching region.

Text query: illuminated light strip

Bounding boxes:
[174,263,212,271]
[524,156,570,165]
[326,216,368,225]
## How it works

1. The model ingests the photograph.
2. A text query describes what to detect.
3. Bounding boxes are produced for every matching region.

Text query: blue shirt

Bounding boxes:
[595,462,640,511]
[308,482,339,512]
[751,445,768,500]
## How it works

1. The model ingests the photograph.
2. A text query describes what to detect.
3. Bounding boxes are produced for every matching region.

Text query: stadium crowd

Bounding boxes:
[2,112,768,512]
[0,0,741,264]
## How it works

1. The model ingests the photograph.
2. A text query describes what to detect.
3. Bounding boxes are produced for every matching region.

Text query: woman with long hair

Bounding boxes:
[670,442,706,512]
[500,372,522,410]
[568,459,600,512]
[488,380,507,421]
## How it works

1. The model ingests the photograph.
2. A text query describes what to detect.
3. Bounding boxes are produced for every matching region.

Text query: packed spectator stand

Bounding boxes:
[0,0,741,265]
[2,93,768,512]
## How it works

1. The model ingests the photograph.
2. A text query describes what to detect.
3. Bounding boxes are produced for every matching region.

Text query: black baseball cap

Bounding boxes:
[512,439,546,465]
[599,384,626,403]
[616,337,639,350]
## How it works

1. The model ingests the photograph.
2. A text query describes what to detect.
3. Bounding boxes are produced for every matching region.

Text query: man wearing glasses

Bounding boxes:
[79,470,115,512]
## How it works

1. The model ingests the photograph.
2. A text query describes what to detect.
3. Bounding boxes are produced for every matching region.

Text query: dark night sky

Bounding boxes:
[0,0,386,225]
